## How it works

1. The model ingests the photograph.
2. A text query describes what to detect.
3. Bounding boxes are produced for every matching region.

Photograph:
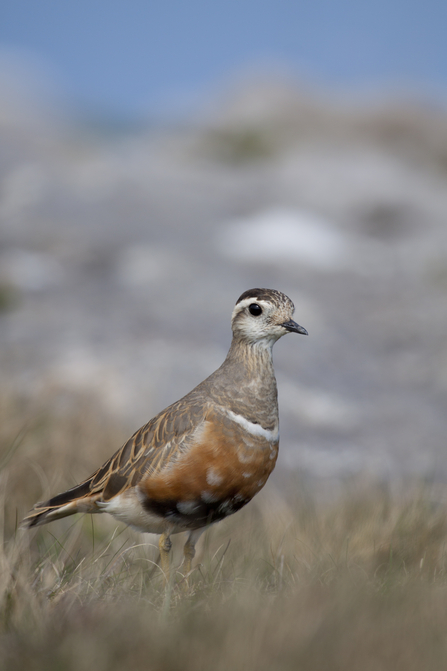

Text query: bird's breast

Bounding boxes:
[138,410,279,528]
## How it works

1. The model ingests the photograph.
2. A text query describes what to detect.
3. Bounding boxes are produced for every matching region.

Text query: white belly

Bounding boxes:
[96,490,168,534]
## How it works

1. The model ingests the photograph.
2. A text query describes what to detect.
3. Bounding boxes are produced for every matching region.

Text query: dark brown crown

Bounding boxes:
[236,288,292,308]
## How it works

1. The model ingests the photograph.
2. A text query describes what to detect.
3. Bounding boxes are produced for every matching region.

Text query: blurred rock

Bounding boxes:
[216,207,350,270]
[1,74,447,482]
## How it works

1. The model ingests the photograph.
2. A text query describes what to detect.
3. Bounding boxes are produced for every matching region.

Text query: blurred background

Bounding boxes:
[2,0,447,484]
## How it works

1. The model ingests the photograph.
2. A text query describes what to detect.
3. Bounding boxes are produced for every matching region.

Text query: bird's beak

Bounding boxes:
[281,320,308,335]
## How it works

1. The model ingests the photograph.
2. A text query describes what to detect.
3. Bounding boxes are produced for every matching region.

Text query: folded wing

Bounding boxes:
[22,395,208,528]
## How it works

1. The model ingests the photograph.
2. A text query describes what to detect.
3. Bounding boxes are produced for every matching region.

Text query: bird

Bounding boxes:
[22,288,308,580]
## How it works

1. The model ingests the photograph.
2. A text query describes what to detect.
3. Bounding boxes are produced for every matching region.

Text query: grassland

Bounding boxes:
[1,391,447,670]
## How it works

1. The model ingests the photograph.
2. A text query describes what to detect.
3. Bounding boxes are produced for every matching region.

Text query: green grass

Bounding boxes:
[1,391,447,670]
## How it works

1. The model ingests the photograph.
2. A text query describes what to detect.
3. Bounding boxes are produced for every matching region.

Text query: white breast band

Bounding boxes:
[224,408,279,442]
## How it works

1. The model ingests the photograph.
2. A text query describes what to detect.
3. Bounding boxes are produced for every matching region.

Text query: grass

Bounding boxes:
[1,391,447,670]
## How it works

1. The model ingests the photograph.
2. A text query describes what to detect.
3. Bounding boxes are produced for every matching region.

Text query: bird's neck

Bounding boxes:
[212,336,279,429]
[225,336,275,369]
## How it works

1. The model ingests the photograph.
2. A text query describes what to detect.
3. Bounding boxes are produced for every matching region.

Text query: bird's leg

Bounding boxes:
[181,528,205,577]
[182,537,196,576]
[158,531,172,583]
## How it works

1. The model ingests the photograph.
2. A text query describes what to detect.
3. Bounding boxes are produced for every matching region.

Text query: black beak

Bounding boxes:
[281,320,308,335]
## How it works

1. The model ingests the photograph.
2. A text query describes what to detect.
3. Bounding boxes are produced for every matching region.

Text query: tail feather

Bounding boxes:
[22,480,99,529]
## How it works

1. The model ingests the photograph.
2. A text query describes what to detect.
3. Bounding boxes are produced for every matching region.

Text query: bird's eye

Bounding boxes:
[249,303,262,316]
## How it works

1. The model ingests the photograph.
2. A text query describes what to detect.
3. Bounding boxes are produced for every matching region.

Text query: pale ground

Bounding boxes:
[2,78,447,482]
[3,80,447,671]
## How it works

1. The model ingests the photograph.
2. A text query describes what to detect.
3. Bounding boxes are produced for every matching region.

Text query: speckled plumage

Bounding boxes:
[23,288,307,576]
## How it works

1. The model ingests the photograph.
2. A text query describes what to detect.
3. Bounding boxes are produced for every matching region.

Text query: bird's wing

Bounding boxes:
[23,394,210,524]
[82,394,209,501]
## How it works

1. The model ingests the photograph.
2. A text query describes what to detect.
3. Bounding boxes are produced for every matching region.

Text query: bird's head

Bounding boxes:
[231,288,308,347]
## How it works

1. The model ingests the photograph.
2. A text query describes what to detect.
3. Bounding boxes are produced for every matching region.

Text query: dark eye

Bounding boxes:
[249,303,262,316]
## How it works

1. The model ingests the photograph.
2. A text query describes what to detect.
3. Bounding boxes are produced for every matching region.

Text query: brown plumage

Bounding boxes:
[23,288,308,577]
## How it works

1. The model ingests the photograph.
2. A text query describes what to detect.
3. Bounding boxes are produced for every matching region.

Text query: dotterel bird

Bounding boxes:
[23,288,308,578]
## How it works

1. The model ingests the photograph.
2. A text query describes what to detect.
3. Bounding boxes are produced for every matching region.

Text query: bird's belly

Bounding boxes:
[97,490,168,534]
[137,418,279,528]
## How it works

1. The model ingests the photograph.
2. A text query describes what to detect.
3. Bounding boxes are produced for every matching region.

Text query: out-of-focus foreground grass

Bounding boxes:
[1,391,447,671]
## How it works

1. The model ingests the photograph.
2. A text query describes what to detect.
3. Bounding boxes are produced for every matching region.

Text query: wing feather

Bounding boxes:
[78,396,208,499]
[23,392,210,527]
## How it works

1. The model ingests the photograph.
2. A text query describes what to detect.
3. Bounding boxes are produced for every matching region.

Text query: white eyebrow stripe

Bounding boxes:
[231,298,271,320]
[224,409,279,442]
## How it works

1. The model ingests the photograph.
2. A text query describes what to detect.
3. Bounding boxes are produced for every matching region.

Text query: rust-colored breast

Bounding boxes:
[138,410,278,529]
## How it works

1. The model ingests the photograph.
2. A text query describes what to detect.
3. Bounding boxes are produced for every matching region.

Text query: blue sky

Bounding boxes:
[1,0,446,119]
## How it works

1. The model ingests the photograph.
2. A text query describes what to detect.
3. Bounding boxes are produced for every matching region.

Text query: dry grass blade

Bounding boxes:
[2,393,447,670]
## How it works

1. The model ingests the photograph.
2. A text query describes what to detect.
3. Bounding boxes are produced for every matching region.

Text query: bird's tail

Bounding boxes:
[22,480,99,528]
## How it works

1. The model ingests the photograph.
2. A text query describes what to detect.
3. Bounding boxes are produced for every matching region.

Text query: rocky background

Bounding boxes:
[2,77,447,482]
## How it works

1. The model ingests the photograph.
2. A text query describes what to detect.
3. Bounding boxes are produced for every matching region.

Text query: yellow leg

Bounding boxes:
[181,528,206,578]
[158,532,172,583]
[182,537,196,575]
